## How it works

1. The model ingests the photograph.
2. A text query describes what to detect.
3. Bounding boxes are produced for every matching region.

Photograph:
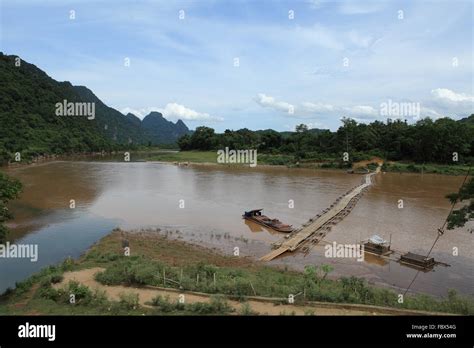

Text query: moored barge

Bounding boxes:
[399,252,435,270]
[243,209,293,233]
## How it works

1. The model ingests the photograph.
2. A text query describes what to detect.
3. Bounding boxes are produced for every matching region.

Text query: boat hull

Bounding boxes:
[242,216,293,233]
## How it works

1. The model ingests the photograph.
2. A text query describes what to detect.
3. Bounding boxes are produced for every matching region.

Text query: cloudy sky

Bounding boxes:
[1,0,472,131]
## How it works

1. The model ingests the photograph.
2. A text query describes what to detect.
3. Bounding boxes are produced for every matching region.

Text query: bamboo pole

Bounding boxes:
[249,281,257,296]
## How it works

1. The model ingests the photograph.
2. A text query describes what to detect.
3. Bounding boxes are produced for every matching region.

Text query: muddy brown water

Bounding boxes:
[1,160,472,297]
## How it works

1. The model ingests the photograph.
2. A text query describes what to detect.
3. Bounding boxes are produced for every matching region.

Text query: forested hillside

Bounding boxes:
[0,53,120,159]
[0,53,190,163]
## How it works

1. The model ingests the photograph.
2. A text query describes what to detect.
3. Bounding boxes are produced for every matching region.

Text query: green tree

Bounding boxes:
[189,127,217,150]
[257,130,282,152]
[0,172,23,242]
[177,134,192,150]
[295,124,308,133]
[446,176,474,229]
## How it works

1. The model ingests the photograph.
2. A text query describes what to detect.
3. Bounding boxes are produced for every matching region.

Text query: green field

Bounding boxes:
[383,162,471,175]
[147,151,218,163]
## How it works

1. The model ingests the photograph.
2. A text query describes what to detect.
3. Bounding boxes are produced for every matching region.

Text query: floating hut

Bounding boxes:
[363,235,392,256]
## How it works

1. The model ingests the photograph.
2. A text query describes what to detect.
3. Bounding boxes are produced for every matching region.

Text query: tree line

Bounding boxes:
[178,116,474,165]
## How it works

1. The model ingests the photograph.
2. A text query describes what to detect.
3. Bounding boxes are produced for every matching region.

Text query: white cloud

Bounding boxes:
[343,105,379,119]
[299,102,379,120]
[256,94,379,121]
[431,88,474,103]
[255,88,473,126]
[415,107,443,121]
[160,103,223,122]
[121,107,149,118]
[121,103,223,122]
[301,102,335,112]
[255,93,294,113]
[428,88,473,118]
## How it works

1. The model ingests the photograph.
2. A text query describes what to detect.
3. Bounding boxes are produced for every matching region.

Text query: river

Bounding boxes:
[1,159,472,297]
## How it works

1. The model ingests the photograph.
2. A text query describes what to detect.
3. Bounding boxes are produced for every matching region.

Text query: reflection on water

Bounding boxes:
[1,161,473,297]
[244,219,283,235]
[363,252,389,267]
[0,210,118,293]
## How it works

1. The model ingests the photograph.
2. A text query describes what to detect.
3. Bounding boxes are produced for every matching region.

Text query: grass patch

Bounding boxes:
[239,302,258,315]
[383,162,471,175]
[146,151,217,163]
[148,294,233,315]
[146,151,351,170]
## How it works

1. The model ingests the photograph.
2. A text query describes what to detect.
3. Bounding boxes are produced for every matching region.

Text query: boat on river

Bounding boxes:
[242,209,293,233]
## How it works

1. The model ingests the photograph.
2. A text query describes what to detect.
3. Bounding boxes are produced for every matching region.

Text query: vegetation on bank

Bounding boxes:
[0,172,22,243]
[446,176,474,229]
[146,151,218,163]
[144,149,473,177]
[1,230,473,315]
[382,162,472,175]
[89,255,474,315]
[177,116,474,167]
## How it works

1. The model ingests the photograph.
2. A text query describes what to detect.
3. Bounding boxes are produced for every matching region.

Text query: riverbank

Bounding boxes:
[382,162,471,175]
[145,151,348,168]
[1,228,472,315]
[3,149,470,176]
[145,151,471,175]
[0,148,178,168]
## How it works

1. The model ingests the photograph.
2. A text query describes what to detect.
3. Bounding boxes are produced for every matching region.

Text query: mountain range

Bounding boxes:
[0,52,191,159]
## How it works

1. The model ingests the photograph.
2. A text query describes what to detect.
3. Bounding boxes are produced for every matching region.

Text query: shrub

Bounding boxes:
[118,292,139,310]
[13,278,35,296]
[50,274,64,284]
[188,296,233,315]
[209,295,233,314]
[37,285,60,301]
[62,281,93,305]
[94,258,165,286]
[90,289,109,307]
[239,302,257,315]
[150,295,175,312]
[61,257,75,272]
[406,164,421,173]
[95,269,124,285]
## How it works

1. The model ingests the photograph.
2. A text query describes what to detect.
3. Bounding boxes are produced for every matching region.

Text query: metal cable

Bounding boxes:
[403,163,472,296]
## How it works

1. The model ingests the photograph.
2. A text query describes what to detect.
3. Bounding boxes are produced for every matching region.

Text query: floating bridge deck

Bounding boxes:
[260,166,381,262]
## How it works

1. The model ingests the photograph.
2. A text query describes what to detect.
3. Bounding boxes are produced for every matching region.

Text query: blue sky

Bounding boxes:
[1,0,472,131]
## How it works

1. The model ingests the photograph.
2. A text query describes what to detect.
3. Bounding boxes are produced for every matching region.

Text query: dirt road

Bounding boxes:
[54,267,437,316]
